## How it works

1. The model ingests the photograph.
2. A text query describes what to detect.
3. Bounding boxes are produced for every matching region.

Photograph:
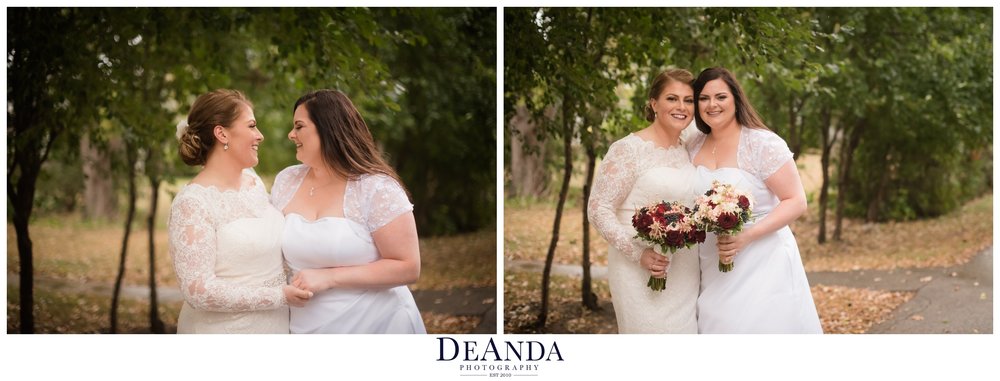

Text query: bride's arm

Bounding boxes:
[718,133,806,259]
[587,139,648,263]
[169,195,308,311]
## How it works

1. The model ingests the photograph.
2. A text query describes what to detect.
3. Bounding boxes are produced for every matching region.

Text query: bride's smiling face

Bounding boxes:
[698,79,737,130]
[649,81,694,131]
[289,104,323,166]
[221,104,263,168]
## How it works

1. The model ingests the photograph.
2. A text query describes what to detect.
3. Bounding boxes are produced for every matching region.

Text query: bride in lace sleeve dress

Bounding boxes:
[687,67,822,333]
[270,89,425,334]
[169,89,312,334]
[588,69,701,333]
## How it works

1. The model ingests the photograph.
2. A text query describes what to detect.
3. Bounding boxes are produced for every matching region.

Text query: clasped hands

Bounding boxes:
[283,268,334,307]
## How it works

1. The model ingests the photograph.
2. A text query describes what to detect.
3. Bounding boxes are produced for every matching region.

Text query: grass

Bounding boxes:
[796,194,993,271]
[505,193,992,271]
[504,272,616,334]
[7,284,182,334]
[7,213,496,333]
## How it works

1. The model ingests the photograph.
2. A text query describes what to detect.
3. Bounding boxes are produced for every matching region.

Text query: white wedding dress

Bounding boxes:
[168,168,289,334]
[271,164,426,334]
[588,133,700,334]
[688,127,822,333]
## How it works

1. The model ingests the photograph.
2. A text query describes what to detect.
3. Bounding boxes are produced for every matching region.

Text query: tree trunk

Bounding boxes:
[866,151,892,223]
[580,136,599,311]
[110,146,138,333]
[9,115,60,333]
[10,159,41,333]
[81,134,118,221]
[537,102,573,329]
[817,108,833,244]
[834,118,865,240]
[147,175,165,333]
[508,104,550,198]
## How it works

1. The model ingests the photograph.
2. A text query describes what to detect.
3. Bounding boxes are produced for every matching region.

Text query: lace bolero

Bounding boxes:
[688,127,794,181]
[587,134,692,262]
[271,164,413,232]
[167,169,287,312]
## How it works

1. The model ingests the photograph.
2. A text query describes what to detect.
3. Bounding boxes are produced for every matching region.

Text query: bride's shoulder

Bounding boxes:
[608,132,643,152]
[744,127,785,143]
[273,164,308,187]
[275,164,308,179]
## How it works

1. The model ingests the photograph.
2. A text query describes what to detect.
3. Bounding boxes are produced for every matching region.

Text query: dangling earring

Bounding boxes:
[224,143,229,151]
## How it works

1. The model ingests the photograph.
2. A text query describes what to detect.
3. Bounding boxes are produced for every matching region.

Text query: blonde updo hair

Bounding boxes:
[178,89,253,166]
[644,68,694,122]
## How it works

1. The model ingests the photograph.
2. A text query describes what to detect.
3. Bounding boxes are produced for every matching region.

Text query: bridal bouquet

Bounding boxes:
[691,181,754,273]
[631,201,706,291]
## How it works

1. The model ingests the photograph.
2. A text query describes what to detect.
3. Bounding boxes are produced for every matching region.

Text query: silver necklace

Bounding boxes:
[307,171,338,197]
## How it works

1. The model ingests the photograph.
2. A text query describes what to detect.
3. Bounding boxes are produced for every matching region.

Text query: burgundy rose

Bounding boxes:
[738,195,750,209]
[717,212,739,230]
[665,230,685,247]
[634,213,654,235]
[655,202,669,215]
[695,229,707,243]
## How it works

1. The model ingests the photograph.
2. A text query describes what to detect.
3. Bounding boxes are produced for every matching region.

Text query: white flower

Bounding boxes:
[175,119,189,141]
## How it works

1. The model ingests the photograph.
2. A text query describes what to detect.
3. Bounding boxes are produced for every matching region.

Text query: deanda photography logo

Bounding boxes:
[436,337,564,377]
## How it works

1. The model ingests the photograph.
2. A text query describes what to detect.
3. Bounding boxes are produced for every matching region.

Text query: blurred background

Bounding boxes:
[7,7,497,334]
[504,8,992,333]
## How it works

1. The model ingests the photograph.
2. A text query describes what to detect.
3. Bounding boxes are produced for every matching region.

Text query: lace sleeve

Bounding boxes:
[354,174,414,232]
[168,191,286,312]
[270,165,306,211]
[587,138,647,262]
[742,129,794,181]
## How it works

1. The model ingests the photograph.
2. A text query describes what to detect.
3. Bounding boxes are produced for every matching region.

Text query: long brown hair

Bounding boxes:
[644,68,694,122]
[692,67,769,134]
[293,89,406,192]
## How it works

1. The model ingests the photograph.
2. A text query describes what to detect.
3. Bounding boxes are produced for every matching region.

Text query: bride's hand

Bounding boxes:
[292,269,332,294]
[640,248,669,279]
[283,285,312,307]
[717,233,749,264]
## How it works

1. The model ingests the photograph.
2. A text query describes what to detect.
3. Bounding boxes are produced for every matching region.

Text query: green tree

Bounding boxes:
[8,8,114,333]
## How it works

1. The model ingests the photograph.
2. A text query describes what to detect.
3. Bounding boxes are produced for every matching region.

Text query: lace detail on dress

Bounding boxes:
[739,128,794,181]
[168,170,286,312]
[685,127,793,181]
[347,174,414,232]
[270,165,413,233]
[588,134,690,263]
[271,164,308,211]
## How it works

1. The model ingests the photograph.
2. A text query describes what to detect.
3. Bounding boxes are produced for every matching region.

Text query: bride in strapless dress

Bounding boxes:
[272,89,425,334]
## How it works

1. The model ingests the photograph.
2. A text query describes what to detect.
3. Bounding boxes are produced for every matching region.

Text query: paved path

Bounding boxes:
[8,275,496,334]
[506,247,993,334]
[807,248,992,333]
